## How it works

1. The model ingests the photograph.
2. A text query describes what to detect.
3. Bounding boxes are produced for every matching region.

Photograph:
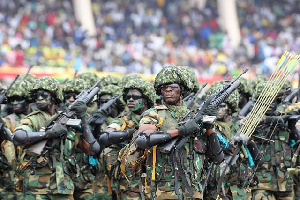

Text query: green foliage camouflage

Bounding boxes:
[77,72,99,86]
[7,80,32,101]
[63,78,91,94]
[119,74,143,88]
[19,74,37,84]
[181,66,199,93]
[154,65,194,94]
[123,78,157,107]
[99,75,121,88]
[206,80,240,112]
[31,76,64,102]
[250,75,267,94]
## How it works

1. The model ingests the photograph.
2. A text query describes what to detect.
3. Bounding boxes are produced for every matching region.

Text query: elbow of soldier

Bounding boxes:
[136,132,150,149]
[13,129,29,146]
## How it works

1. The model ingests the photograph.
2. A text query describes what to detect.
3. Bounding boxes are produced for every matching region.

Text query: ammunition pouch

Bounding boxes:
[207,132,224,163]
[136,131,172,149]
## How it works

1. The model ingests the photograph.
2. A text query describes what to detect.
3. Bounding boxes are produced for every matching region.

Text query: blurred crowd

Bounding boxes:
[0,0,299,78]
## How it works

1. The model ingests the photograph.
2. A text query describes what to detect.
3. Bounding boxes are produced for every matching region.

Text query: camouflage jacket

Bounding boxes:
[4,113,26,132]
[139,103,205,198]
[15,110,74,195]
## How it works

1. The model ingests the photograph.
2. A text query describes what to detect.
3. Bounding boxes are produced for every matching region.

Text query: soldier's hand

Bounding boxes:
[203,105,218,117]
[70,100,87,119]
[46,124,68,139]
[177,119,200,137]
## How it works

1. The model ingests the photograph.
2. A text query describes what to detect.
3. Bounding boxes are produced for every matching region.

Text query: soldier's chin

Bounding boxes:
[37,103,49,111]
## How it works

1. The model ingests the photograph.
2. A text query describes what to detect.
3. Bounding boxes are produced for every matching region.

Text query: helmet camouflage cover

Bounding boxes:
[63,78,91,94]
[123,78,157,107]
[250,75,267,94]
[7,80,32,101]
[77,72,99,86]
[119,74,143,88]
[99,75,121,88]
[31,76,64,102]
[98,84,125,108]
[19,74,37,84]
[181,66,199,93]
[206,80,240,113]
[235,77,252,97]
[154,65,194,95]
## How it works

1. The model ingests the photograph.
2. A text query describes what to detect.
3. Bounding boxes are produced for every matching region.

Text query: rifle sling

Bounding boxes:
[216,143,241,195]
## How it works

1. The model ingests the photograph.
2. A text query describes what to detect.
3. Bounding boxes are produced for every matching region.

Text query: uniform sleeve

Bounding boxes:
[15,117,34,133]
[139,107,159,127]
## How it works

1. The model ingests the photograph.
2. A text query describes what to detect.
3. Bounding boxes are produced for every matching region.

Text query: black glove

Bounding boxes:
[203,105,218,116]
[70,100,87,119]
[177,119,200,137]
[263,116,285,126]
[46,124,68,139]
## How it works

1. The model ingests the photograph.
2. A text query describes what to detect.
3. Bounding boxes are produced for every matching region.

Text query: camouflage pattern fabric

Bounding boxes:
[4,113,27,132]
[139,105,205,199]
[119,74,143,88]
[98,84,126,110]
[77,72,99,86]
[63,78,91,94]
[251,116,294,199]
[206,81,240,113]
[123,78,157,108]
[250,75,267,94]
[31,76,64,102]
[14,111,74,196]
[7,80,32,101]
[181,66,199,93]
[99,75,121,88]
[19,74,37,84]
[154,65,194,95]
[236,77,252,97]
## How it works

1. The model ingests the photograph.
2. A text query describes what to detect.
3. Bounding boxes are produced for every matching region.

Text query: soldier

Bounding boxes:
[77,72,100,115]
[95,84,125,130]
[250,81,295,200]
[204,81,262,199]
[135,66,220,199]
[236,77,252,109]
[97,78,156,199]
[63,78,91,107]
[3,80,33,132]
[12,76,75,199]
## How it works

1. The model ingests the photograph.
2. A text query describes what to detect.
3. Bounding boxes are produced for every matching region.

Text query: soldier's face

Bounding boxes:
[217,103,230,120]
[160,83,182,105]
[98,94,112,107]
[10,96,29,114]
[64,92,79,106]
[126,89,146,113]
[33,90,53,111]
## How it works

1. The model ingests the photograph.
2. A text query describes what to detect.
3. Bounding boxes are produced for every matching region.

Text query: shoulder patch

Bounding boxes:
[154,105,168,110]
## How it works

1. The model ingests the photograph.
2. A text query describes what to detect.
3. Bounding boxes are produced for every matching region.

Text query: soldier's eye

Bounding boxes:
[126,95,142,100]
[33,91,50,99]
[160,83,180,91]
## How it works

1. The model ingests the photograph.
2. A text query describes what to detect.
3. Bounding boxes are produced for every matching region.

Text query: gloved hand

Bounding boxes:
[177,119,200,137]
[70,100,87,119]
[46,124,68,139]
[203,105,218,116]
[233,132,250,145]
[263,116,285,126]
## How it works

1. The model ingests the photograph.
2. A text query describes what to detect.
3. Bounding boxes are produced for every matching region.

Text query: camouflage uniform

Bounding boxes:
[250,82,294,200]
[63,78,99,200]
[139,66,206,199]
[94,84,125,199]
[14,77,74,200]
[289,140,300,199]
[110,78,156,200]
[205,81,255,199]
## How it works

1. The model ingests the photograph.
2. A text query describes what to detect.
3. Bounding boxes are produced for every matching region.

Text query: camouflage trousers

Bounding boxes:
[0,189,21,200]
[73,188,98,200]
[117,178,150,200]
[251,189,294,200]
[23,193,74,200]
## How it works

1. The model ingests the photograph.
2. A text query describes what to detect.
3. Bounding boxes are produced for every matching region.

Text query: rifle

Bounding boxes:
[238,98,254,118]
[87,94,122,126]
[185,83,208,109]
[283,88,299,104]
[0,75,20,104]
[45,79,101,130]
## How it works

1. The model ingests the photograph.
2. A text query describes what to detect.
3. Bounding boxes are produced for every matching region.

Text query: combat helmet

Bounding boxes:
[154,65,194,95]
[7,80,32,101]
[119,74,143,88]
[31,76,64,103]
[123,78,157,107]
[250,75,267,94]
[63,78,91,94]
[99,75,121,88]
[236,77,252,97]
[206,81,240,113]
[181,66,199,93]
[77,72,99,86]
[19,74,37,84]
[98,84,126,109]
